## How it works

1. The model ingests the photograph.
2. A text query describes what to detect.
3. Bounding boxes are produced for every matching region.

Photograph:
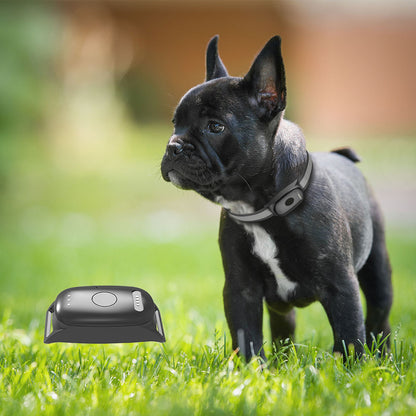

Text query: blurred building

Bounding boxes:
[56,0,416,136]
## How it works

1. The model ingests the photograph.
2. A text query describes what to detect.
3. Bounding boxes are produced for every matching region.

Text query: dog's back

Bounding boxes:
[306,150,374,272]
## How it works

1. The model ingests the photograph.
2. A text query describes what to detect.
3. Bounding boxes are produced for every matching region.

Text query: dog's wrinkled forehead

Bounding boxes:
[174,77,246,124]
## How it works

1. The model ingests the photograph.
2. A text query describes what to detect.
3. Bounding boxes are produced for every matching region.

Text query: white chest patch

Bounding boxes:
[217,197,297,301]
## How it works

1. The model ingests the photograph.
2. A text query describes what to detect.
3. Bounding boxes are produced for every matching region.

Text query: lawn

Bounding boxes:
[0,126,416,415]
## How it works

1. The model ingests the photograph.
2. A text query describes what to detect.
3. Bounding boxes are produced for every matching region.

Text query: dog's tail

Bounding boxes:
[331,147,361,163]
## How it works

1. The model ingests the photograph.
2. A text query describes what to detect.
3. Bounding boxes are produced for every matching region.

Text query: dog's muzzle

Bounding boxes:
[161,136,210,189]
[161,134,228,193]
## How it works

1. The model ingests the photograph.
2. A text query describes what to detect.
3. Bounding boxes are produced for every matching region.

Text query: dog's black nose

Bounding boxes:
[172,140,184,154]
[168,135,184,155]
[167,136,194,156]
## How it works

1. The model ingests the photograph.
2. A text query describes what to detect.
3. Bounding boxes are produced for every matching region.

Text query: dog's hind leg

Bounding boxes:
[267,305,296,352]
[358,199,393,352]
[321,272,366,357]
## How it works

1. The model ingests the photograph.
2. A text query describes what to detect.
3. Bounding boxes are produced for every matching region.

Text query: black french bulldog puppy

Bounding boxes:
[161,35,392,361]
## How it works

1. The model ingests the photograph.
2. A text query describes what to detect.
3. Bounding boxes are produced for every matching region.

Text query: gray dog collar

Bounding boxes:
[227,152,313,223]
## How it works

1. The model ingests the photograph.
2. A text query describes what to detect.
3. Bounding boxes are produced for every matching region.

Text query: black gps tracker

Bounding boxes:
[44,286,165,344]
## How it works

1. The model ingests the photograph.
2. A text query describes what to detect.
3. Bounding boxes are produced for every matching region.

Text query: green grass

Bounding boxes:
[1,126,416,415]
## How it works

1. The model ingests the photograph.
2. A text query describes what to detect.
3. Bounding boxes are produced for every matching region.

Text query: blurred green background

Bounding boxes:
[0,1,415,350]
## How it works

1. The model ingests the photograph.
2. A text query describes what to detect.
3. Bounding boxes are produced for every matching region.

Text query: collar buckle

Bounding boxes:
[272,186,303,216]
[227,152,313,223]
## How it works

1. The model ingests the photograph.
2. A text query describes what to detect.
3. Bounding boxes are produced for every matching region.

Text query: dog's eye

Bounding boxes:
[207,121,225,134]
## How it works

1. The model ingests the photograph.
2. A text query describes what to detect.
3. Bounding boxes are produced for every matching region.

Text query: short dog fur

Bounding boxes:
[161,35,392,360]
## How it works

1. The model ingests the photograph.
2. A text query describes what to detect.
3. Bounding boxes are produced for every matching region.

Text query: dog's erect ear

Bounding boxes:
[206,35,229,81]
[244,36,286,120]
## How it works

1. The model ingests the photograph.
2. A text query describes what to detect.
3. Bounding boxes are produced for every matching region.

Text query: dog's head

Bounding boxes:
[161,36,286,199]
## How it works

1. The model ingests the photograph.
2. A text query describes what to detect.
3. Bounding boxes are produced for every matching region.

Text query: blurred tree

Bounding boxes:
[117,68,166,123]
[0,3,59,202]
[0,3,59,135]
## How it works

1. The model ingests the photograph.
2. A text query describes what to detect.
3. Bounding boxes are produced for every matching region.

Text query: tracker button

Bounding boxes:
[92,292,117,307]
